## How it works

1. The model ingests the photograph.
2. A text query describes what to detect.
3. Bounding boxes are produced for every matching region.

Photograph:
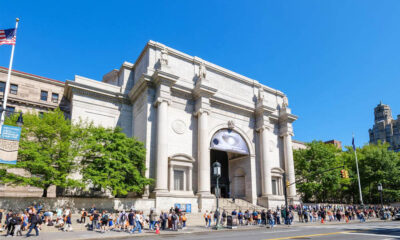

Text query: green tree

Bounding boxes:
[80,126,153,197]
[0,109,84,197]
[294,141,348,203]
[342,142,400,204]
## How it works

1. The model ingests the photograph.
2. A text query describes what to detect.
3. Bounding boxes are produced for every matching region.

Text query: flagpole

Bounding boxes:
[353,134,364,206]
[0,18,19,130]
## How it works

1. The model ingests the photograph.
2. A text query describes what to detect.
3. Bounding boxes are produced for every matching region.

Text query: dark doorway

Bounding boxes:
[210,149,230,198]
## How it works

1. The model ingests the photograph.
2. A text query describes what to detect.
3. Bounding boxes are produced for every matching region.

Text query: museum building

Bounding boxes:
[65,41,299,212]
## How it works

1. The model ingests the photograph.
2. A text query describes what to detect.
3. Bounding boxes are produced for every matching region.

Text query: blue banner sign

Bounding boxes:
[0,125,21,164]
[1,125,21,140]
[174,203,192,213]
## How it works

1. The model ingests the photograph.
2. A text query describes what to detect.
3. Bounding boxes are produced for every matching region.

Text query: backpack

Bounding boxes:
[172,214,177,221]
[102,215,108,222]
[10,218,18,225]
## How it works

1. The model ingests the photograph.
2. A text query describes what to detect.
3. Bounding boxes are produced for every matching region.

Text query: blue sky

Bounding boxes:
[1,0,399,147]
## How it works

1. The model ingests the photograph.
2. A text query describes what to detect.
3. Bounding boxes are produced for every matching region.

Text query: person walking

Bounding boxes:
[26,212,41,237]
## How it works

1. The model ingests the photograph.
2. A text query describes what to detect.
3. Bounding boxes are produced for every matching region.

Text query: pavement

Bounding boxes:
[1,219,399,239]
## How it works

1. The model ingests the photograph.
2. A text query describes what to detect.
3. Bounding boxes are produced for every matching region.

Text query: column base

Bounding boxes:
[151,189,170,197]
[257,195,286,209]
[197,192,216,212]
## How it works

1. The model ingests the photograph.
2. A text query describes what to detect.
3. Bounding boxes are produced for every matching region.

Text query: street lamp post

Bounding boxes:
[0,108,23,128]
[378,183,384,219]
[212,161,222,230]
[283,172,289,225]
[377,183,383,208]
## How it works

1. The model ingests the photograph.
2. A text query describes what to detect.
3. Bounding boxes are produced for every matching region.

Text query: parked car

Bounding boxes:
[394,212,400,220]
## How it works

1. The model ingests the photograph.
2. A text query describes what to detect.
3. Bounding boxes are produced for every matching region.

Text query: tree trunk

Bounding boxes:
[42,186,49,197]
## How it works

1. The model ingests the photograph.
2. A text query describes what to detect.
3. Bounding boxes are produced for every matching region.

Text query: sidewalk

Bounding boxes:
[0,218,386,240]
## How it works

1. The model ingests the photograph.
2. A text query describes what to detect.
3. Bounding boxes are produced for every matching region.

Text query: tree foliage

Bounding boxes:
[294,141,348,203]
[0,109,83,197]
[80,126,153,197]
[294,140,400,204]
[0,109,152,198]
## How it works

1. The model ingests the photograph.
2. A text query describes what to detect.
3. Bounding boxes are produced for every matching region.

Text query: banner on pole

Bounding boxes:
[0,125,21,164]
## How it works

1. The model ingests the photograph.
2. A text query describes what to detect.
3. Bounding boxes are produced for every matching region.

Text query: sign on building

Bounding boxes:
[0,125,21,164]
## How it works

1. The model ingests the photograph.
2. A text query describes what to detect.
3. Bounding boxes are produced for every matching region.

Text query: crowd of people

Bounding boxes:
[84,205,187,233]
[203,204,400,229]
[0,204,187,237]
[0,204,73,237]
[1,202,399,237]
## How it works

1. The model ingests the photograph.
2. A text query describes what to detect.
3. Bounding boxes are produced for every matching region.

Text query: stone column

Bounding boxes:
[188,167,193,191]
[197,109,210,195]
[260,127,272,196]
[169,164,174,191]
[154,99,169,194]
[283,133,296,197]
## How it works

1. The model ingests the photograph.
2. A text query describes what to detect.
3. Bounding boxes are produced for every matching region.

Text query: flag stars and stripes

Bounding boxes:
[0,28,17,46]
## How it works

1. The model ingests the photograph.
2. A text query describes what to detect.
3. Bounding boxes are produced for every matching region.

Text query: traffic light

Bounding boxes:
[340,169,345,178]
[286,180,290,188]
[344,170,349,178]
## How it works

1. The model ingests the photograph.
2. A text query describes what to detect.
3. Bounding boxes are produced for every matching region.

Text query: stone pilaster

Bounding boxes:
[193,60,217,201]
[282,132,296,198]
[279,103,298,200]
[258,126,272,197]
[152,68,178,196]
[195,108,211,195]
[154,98,171,194]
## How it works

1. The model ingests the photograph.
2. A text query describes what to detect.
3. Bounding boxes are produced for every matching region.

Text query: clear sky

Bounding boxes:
[1,0,399,148]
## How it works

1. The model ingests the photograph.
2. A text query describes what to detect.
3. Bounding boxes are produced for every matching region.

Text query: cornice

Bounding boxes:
[152,70,179,87]
[128,74,152,102]
[279,109,298,123]
[193,83,217,99]
[0,67,65,87]
[66,80,129,105]
[144,40,285,97]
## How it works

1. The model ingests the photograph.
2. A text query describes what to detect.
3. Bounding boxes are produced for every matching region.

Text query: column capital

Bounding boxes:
[256,125,272,133]
[153,97,171,107]
[280,132,294,137]
[193,108,210,117]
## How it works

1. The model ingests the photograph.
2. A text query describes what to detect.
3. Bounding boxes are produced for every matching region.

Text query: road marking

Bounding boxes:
[342,232,400,238]
[264,231,356,240]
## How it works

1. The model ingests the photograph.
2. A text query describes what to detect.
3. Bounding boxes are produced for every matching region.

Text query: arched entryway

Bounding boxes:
[209,128,250,199]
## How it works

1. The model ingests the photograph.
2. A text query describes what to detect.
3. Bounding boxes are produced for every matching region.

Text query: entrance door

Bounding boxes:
[233,168,245,198]
[210,149,229,198]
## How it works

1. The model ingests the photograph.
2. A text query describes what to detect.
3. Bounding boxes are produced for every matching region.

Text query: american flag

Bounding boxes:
[0,28,17,45]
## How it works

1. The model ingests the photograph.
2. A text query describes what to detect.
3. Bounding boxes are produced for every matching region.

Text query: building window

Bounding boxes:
[271,177,282,195]
[51,93,59,103]
[40,91,48,101]
[10,84,18,95]
[0,82,5,93]
[5,106,15,117]
[174,170,184,191]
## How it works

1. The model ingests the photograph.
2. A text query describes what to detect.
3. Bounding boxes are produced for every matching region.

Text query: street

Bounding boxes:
[115,221,400,240]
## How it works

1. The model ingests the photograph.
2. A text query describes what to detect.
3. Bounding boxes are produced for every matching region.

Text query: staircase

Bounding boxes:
[214,198,265,212]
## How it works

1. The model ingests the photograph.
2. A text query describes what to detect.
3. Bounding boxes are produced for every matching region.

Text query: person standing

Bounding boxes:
[81,208,87,224]
[64,208,73,232]
[14,213,23,236]
[92,210,99,231]
[128,210,135,233]
[0,209,3,231]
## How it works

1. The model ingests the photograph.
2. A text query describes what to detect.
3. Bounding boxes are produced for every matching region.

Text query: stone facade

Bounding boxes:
[65,41,299,211]
[324,140,342,150]
[0,66,67,197]
[292,140,307,150]
[369,102,400,152]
